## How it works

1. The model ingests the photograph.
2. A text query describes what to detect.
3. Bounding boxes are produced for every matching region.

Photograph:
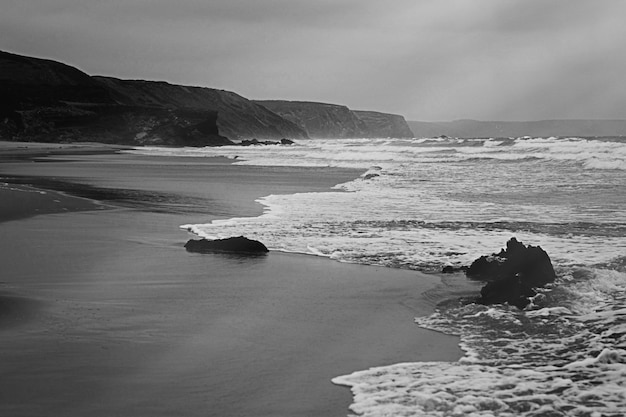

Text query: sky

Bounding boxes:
[2,0,626,121]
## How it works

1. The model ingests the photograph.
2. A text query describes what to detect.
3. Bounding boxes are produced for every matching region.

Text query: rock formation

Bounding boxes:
[95,77,308,141]
[0,50,307,145]
[184,236,269,254]
[353,110,413,138]
[466,238,556,309]
[2,49,420,144]
[256,100,368,139]
[256,100,414,139]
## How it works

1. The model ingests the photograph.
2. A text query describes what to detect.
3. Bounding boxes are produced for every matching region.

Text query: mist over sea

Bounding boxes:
[130,136,626,416]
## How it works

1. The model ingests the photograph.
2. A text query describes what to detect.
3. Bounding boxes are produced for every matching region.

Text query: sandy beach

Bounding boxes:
[0,142,461,417]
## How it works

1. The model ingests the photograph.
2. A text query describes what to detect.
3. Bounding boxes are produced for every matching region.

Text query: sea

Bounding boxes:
[129,136,626,417]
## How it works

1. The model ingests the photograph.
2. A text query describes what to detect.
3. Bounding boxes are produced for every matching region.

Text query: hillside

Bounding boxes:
[0,50,307,145]
[1,49,422,145]
[353,110,413,138]
[256,100,413,138]
[94,77,308,141]
[255,100,367,139]
[408,119,626,138]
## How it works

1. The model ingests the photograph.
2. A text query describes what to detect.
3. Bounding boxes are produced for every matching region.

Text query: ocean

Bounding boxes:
[129,136,625,416]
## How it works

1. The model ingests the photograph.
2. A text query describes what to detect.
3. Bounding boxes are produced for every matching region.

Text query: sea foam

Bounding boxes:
[334,267,626,416]
[128,137,626,416]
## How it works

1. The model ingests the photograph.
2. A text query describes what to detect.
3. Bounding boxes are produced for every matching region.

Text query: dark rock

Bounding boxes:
[239,138,294,146]
[478,277,539,309]
[441,265,468,274]
[184,236,269,254]
[466,238,556,308]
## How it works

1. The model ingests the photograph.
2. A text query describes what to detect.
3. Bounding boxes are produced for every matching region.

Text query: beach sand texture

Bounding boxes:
[0,144,461,417]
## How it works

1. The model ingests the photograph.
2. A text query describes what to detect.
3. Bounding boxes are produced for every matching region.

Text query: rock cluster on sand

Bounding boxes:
[239,138,294,146]
[465,237,556,309]
[184,236,269,254]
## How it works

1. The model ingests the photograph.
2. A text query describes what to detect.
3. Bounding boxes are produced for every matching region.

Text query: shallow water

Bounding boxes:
[130,136,626,416]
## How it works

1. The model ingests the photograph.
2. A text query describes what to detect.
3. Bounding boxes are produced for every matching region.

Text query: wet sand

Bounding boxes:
[0,143,461,416]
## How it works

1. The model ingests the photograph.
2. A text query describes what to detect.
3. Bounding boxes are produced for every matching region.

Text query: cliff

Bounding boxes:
[353,110,413,138]
[256,100,414,139]
[1,49,422,144]
[408,119,626,138]
[0,50,307,145]
[94,77,308,140]
[255,100,367,139]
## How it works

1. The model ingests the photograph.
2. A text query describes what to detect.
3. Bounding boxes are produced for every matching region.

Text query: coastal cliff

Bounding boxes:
[353,110,414,138]
[256,100,414,139]
[1,49,421,145]
[94,77,308,141]
[255,100,368,139]
[0,50,306,145]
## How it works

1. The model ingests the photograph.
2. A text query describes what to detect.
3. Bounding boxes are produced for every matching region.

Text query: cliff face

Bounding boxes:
[257,100,414,139]
[353,110,413,138]
[408,119,626,138]
[256,100,367,139]
[0,51,112,106]
[94,77,308,140]
[1,50,422,144]
[0,50,308,145]
[0,51,233,146]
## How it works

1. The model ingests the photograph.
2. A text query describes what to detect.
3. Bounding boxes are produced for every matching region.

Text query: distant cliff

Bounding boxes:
[353,110,413,138]
[255,100,367,139]
[94,77,308,141]
[0,50,307,145]
[1,49,422,145]
[256,100,414,139]
[408,119,626,138]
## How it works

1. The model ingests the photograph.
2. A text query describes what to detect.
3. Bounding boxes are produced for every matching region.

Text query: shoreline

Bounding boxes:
[0,140,133,162]
[0,142,462,416]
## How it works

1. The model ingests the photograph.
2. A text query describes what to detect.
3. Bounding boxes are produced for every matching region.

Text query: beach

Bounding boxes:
[0,142,461,417]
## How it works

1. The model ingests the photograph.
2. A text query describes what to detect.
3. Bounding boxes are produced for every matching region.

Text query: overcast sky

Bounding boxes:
[2,0,625,121]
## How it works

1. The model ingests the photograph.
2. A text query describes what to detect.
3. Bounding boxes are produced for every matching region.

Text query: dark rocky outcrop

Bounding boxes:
[184,236,269,254]
[353,110,413,138]
[0,50,307,145]
[239,138,295,146]
[466,238,556,309]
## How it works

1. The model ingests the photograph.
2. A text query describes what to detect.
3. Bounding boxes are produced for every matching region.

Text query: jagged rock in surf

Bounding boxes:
[466,237,556,308]
[184,236,269,254]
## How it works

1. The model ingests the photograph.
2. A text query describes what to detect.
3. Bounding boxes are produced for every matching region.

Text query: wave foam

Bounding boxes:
[335,267,626,416]
[127,137,626,171]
